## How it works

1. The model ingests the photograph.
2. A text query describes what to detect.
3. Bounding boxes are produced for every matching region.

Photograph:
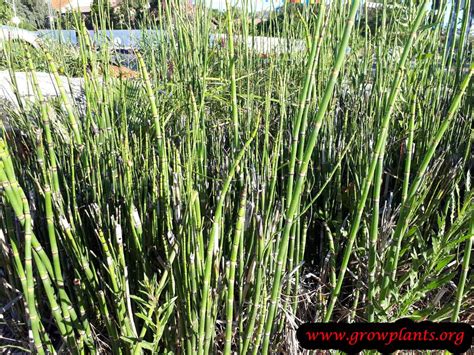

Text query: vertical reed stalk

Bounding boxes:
[263,2,361,349]
[224,188,247,355]
[325,0,431,321]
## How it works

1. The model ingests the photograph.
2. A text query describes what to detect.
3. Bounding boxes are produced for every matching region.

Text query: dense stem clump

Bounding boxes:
[0,0,472,353]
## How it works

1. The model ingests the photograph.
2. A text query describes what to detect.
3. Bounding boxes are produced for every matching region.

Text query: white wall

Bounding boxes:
[60,0,93,12]
[192,0,285,12]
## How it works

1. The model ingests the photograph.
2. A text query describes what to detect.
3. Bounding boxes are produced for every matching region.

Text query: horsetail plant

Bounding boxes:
[263,0,362,346]
[0,0,472,353]
[325,0,431,321]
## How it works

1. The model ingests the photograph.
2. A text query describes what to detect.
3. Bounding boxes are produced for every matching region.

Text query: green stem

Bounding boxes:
[198,116,260,355]
[381,64,473,301]
[263,2,361,349]
[224,188,247,355]
[324,0,431,322]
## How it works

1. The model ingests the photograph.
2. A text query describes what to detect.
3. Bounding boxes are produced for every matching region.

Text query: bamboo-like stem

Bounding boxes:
[28,57,82,350]
[286,1,325,211]
[0,146,55,280]
[96,229,132,338]
[225,0,240,149]
[402,98,417,204]
[115,223,138,337]
[0,2,471,352]
[198,117,260,355]
[367,145,384,322]
[34,133,74,344]
[224,187,247,355]
[137,51,172,255]
[263,1,361,350]
[324,0,431,322]
[43,49,82,146]
[451,200,473,321]
[381,64,473,300]
[20,182,43,352]
[0,141,44,352]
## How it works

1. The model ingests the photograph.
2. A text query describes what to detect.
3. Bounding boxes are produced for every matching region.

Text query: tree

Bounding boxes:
[0,0,13,24]
[16,0,50,29]
[86,0,111,28]
[111,0,151,29]
[0,0,50,29]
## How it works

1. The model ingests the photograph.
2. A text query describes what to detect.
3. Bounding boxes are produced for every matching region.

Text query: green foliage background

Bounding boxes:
[0,0,49,29]
[0,0,13,23]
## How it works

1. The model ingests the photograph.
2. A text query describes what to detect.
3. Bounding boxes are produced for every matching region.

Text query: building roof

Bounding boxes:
[51,0,93,13]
